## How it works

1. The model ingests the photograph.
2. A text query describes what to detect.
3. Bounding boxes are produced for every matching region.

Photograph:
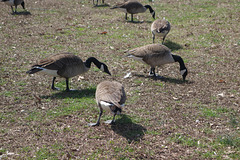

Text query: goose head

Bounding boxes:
[181,68,188,81]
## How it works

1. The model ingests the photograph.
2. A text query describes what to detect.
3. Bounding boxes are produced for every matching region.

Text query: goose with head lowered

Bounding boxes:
[26,53,111,91]
[110,0,155,22]
[88,81,126,126]
[1,0,25,13]
[125,44,188,80]
[151,18,171,44]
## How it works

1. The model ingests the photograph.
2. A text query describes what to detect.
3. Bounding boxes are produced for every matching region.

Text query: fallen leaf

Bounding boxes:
[33,94,41,104]
[99,31,107,34]
[218,79,226,83]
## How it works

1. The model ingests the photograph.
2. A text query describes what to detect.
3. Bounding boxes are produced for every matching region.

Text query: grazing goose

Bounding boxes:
[110,1,155,22]
[125,44,188,80]
[88,81,126,126]
[26,53,111,91]
[151,18,171,44]
[1,0,25,13]
[93,0,104,6]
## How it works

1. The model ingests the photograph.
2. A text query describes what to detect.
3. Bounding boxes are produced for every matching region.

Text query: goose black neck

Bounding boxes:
[172,54,186,70]
[144,5,154,13]
[85,57,101,68]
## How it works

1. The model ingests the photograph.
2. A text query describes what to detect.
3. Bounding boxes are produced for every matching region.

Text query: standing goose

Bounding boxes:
[93,0,104,6]
[151,18,171,44]
[1,0,25,13]
[125,44,188,80]
[110,1,155,22]
[26,53,111,91]
[88,81,126,126]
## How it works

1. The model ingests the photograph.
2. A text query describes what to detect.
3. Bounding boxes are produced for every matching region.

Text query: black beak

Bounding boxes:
[106,70,111,76]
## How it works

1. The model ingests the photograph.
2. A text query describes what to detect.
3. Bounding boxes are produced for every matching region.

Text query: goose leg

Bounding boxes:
[51,77,59,90]
[21,1,25,10]
[88,107,103,126]
[65,78,70,91]
[152,32,155,43]
[105,113,116,125]
[14,5,17,13]
[162,35,166,44]
[131,14,133,22]
[149,67,156,77]
[11,6,14,13]
[125,13,128,20]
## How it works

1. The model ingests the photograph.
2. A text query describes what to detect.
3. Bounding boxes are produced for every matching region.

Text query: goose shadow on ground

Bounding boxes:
[125,20,153,24]
[11,11,31,15]
[40,88,96,99]
[164,40,183,51]
[111,114,147,143]
[133,73,193,84]
[93,4,110,7]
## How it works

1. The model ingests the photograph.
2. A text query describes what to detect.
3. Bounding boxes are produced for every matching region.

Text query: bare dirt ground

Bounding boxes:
[0,0,239,159]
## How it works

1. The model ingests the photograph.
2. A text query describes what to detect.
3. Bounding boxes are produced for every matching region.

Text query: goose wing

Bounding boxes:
[128,44,171,58]
[32,53,83,70]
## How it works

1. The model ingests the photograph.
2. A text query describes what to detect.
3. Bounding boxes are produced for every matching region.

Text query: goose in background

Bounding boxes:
[151,18,171,44]
[93,0,104,6]
[125,44,188,80]
[110,1,155,22]
[26,53,111,91]
[88,81,126,126]
[1,0,25,13]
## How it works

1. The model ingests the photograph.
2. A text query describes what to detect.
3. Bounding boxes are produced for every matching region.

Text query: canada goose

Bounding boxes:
[88,81,126,126]
[26,53,111,91]
[125,44,188,80]
[93,0,104,6]
[110,1,155,22]
[151,18,171,44]
[1,0,25,13]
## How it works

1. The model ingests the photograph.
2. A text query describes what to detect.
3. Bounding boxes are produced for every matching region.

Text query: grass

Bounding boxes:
[0,0,239,159]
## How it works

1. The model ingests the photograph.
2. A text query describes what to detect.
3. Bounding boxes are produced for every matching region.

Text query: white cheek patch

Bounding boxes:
[151,11,155,16]
[180,69,187,76]
[100,64,104,71]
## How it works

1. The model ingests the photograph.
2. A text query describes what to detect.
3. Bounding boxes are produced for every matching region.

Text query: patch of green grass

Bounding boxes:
[154,82,165,87]
[146,130,162,136]
[201,107,218,118]
[0,91,15,97]
[25,111,42,121]
[134,79,143,85]
[35,146,58,159]
[22,146,32,153]
[229,115,239,128]
[218,134,240,148]
[170,133,199,147]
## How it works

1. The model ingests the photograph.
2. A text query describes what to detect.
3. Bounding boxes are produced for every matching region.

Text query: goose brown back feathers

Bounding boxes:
[31,53,88,78]
[96,81,126,108]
